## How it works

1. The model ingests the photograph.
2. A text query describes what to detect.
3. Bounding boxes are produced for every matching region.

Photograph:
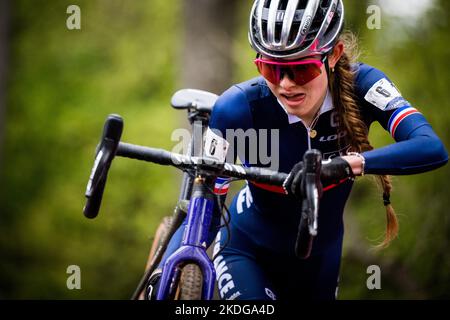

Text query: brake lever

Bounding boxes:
[302,150,323,236]
[85,140,114,197]
[304,174,320,236]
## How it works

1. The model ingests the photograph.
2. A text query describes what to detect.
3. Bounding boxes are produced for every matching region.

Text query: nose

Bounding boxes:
[279,73,297,89]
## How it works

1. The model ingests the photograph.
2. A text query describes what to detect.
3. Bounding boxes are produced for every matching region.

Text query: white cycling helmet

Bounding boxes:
[249,0,345,60]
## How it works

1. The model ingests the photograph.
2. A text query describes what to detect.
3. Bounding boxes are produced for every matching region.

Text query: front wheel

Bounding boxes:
[178,263,203,300]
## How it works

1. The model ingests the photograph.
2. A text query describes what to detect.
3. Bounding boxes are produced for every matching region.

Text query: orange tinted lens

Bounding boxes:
[256,62,280,84]
[256,61,323,85]
[291,64,322,85]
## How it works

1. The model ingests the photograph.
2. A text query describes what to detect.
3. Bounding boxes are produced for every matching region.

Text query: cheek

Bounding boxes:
[266,81,280,97]
[305,72,328,96]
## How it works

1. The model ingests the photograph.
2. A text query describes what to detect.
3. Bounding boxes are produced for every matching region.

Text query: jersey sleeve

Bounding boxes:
[206,85,253,195]
[354,63,448,175]
[208,85,254,143]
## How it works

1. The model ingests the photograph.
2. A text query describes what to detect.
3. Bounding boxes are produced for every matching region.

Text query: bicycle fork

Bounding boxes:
[156,176,217,300]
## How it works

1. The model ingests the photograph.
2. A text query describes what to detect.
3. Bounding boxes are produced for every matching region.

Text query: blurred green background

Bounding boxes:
[0,0,448,299]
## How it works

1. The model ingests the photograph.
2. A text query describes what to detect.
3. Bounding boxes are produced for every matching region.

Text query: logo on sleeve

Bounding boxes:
[364,78,402,110]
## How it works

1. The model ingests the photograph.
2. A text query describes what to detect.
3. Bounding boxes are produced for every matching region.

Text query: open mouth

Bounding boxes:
[281,93,306,103]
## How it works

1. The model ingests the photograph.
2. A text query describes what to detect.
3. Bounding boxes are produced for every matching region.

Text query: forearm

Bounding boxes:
[361,128,448,176]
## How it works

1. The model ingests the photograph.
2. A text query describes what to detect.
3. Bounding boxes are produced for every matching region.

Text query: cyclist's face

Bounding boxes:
[266,43,344,124]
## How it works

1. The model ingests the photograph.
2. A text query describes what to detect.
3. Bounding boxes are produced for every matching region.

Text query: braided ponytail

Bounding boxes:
[329,31,399,248]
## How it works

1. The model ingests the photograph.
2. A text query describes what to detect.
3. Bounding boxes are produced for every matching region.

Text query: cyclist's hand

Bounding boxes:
[321,156,354,188]
[283,156,354,198]
[283,161,304,199]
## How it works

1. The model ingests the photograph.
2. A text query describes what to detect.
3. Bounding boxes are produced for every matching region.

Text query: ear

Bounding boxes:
[328,41,345,69]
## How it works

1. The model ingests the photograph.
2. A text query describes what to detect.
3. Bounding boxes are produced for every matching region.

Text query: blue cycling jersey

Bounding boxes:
[206,63,447,253]
[160,63,448,300]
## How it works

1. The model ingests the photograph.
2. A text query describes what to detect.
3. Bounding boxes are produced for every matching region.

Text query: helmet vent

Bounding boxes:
[249,0,344,59]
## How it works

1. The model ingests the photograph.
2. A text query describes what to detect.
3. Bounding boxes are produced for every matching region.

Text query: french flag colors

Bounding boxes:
[388,106,421,138]
[214,177,231,195]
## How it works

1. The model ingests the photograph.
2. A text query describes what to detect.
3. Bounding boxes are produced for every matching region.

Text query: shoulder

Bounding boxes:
[353,62,409,111]
[214,76,269,111]
[210,77,269,132]
[352,63,429,140]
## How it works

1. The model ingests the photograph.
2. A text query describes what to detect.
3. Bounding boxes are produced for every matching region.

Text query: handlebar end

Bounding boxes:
[84,115,123,220]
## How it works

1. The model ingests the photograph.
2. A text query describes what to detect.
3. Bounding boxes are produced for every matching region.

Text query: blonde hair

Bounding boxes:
[329,31,399,248]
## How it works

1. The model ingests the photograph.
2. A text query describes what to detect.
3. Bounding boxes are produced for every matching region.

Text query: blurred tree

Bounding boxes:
[0,0,10,167]
[344,0,371,33]
[379,0,450,299]
[181,0,239,94]
[340,0,450,299]
[0,0,182,299]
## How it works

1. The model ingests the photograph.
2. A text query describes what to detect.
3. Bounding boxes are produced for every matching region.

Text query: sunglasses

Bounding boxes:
[254,55,328,86]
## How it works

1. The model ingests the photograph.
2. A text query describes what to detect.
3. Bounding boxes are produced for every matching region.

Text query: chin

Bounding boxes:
[283,99,309,113]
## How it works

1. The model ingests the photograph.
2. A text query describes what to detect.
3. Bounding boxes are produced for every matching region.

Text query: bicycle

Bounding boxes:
[83,89,323,300]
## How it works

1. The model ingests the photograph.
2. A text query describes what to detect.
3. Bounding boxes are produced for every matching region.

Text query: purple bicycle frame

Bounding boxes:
[156,179,216,300]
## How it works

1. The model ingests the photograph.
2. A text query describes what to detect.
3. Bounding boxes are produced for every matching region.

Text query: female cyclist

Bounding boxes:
[151,0,448,300]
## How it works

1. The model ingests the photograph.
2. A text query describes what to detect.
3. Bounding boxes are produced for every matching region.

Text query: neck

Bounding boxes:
[302,90,328,127]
